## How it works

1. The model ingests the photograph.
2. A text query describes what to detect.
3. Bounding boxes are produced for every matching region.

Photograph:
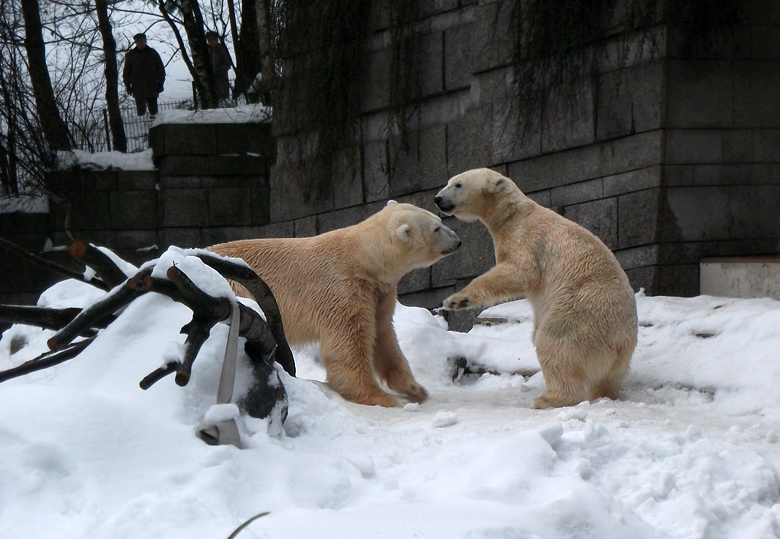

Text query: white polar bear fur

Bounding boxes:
[209,201,461,407]
[435,168,638,408]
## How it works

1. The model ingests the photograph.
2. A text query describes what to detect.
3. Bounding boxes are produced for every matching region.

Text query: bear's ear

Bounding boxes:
[487,176,508,193]
[394,224,411,241]
[386,200,398,206]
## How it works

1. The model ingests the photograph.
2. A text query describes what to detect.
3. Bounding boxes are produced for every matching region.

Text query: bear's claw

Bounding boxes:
[444,294,470,310]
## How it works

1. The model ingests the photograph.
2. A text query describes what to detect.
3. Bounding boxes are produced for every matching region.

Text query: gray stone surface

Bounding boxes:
[615,244,659,270]
[161,189,208,227]
[117,171,157,190]
[666,60,732,128]
[388,125,448,197]
[398,267,431,294]
[163,124,217,155]
[563,197,618,250]
[209,187,252,226]
[603,166,661,197]
[551,178,604,207]
[541,79,596,153]
[444,22,472,91]
[331,146,364,209]
[492,98,542,163]
[269,162,333,222]
[447,105,493,176]
[471,1,513,73]
[597,62,663,139]
[618,188,660,248]
[416,31,444,98]
[733,60,780,127]
[431,218,494,286]
[110,190,157,229]
[364,139,389,203]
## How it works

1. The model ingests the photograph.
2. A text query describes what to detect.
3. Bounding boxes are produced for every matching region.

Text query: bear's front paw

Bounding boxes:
[443,293,471,310]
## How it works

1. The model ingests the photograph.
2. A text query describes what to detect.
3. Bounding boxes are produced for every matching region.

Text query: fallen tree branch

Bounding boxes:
[0,237,109,291]
[47,269,151,352]
[69,240,129,288]
[0,305,86,331]
[195,251,295,376]
[0,242,292,428]
[0,337,95,383]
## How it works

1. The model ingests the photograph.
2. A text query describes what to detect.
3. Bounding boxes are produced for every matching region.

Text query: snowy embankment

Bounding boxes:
[1,249,779,538]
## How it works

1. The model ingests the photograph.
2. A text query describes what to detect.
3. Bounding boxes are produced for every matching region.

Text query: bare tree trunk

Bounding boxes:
[20,0,71,152]
[179,0,218,108]
[233,0,259,100]
[95,0,127,153]
[256,0,274,104]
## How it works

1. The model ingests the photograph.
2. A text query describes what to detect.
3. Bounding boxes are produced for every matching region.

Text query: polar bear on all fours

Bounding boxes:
[434,168,638,409]
[209,201,461,408]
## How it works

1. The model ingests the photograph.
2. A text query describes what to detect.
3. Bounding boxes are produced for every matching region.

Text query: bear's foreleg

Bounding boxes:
[319,306,402,407]
[443,263,527,311]
[371,294,428,403]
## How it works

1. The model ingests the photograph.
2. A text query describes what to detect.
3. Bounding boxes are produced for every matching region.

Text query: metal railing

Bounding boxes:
[72,99,195,154]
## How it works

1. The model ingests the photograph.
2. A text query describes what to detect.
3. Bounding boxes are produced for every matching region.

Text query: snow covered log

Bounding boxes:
[0,240,294,427]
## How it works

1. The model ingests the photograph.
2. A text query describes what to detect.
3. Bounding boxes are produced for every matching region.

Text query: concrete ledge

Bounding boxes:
[700,256,780,300]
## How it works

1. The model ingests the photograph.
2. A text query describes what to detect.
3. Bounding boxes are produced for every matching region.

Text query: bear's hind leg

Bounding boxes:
[589,350,631,401]
[531,342,590,409]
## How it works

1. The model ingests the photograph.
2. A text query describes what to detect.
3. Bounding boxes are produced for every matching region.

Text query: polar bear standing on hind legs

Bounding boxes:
[434,168,637,409]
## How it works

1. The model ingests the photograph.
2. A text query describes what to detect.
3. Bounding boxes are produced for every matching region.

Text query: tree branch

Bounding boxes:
[195,251,295,376]
[47,269,150,351]
[0,237,109,291]
[0,337,94,383]
[0,304,86,331]
[69,240,129,288]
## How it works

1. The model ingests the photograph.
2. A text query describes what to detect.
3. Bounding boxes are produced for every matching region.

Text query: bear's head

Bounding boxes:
[381,201,461,272]
[434,168,514,223]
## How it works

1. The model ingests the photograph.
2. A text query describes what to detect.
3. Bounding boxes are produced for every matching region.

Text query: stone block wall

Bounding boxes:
[0,123,274,305]
[267,0,780,307]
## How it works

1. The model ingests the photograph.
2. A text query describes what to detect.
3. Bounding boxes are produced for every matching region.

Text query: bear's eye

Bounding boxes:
[454,182,462,188]
[434,226,441,233]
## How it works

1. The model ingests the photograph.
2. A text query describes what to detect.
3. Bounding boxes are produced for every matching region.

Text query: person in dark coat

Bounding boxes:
[206,31,233,104]
[123,33,166,118]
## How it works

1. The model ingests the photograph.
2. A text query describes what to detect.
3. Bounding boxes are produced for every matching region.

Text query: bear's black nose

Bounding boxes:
[434,196,443,206]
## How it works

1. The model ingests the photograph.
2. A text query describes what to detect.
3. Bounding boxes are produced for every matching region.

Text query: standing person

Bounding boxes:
[206,31,233,105]
[123,33,165,119]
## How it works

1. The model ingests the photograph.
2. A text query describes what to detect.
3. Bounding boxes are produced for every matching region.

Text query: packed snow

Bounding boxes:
[1,247,780,539]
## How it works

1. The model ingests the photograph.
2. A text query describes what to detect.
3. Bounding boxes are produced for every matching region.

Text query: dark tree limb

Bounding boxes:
[0,237,109,291]
[1,244,292,426]
[139,363,178,390]
[0,337,94,383]
[0,305,85,331]
[137,264,284,391]
[195,251,295,376]
[69,240,129,288]
[47,269,150,351]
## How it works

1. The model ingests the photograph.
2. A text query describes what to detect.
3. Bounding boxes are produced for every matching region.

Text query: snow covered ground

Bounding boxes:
[1,250,780,538]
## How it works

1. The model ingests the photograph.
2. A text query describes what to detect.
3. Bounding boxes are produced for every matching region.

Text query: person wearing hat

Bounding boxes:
[205,31,233,105]
[123,33,166,119]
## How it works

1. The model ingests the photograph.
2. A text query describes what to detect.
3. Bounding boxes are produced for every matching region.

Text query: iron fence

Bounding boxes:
[71,99,195,154]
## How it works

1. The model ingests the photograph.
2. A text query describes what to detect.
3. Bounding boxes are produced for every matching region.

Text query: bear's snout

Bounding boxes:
[443,239,461,255]
[434,195,455,214]
[439,226,461,255]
